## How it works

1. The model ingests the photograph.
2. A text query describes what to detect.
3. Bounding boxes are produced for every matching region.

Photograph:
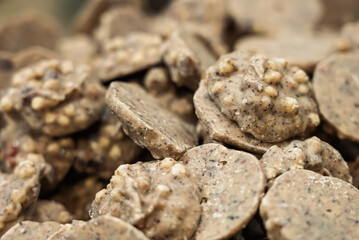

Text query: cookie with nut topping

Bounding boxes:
[0,59,105,137]
[260,136,352,183]
[181,144,265,240]
[90,158,201,240]
[207,51,319,143]
[313,51,359,142]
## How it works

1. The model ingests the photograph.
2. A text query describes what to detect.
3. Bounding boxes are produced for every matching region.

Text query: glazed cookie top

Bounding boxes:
[260,136,352,182]
[207,51,320,143]
[90,158,201,240]
[313,52,359,142]
[260,170,359,240]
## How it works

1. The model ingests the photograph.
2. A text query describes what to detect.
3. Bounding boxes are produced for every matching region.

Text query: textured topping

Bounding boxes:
[260,170,359,240]
[207,51,319,143]
[181,144,265,240]
[97,32,163,81]
[163,31,216,90]
[74,107,142,179]
[1,221,61,240]
[235,33,337,72]
[0,155,45,232]
[261,136,352,182]
[313,52,359,142]
[194,79,291,154]
[0,59,105,136]
[48,216,149,240]
[106,82,197,159]
[90,159,201,240]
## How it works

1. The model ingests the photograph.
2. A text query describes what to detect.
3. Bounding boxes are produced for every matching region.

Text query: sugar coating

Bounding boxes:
[106,82,197,159]
[0,59,105,137]
[260,170,359,240]
[97,32,163,81]
[0,155,45,233]
[181,144,265,240]
[261,136,352,182]
[313,52,359,143]
[207,51,319,143]
[48,216,149,240]
[1,221,62,240]
[74,107,142,179]
[90,159,201,240]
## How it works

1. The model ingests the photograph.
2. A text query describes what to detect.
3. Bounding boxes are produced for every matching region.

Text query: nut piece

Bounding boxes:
[206,51,319,143]
[90,159,201,240]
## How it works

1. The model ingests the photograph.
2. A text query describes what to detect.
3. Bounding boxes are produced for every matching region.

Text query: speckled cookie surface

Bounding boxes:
[226,0,322,35]
[106,82,197,159]
[0,155,45,233]
[260,170,359,240]
[194,79,292,154]
[207,51,319,143]
[181,144,265,240]
[23,200,73,224]
[75,107,142,179]
[163,31,216,90]
[235,33,337,72]
[0,59,105,137]
[97,32,163,81]
[90,158,201,240]
[261,137,352,182]
[1,221,61,240]
[313,52,359,142]
[48,216,149,240]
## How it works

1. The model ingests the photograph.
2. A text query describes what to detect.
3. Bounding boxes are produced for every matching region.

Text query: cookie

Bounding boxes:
[260,136,352,182]
[181,144,265,240]
[1,221,61,240]
[260,170,359,240]
[90,158,201,240]
[49,216,148,240]
[0,59,105,137]
[97,32,163,82]
[235,33,337,72]
[106,82,197,159]
[56,35,96,64]
[207,51,319,143]
[313,52,359,142]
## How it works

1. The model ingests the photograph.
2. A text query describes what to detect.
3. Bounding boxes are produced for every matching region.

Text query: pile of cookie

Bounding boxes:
[0,0,359,239]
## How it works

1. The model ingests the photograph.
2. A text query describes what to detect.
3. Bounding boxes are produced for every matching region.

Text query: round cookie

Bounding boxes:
[194,79,291,154]
[75,107,142,179]
[0,155,45,233]
[180,144,265,240]
[90,158,201,240]
[48,216,149,240]
[260,136,352,182]
[235,33,337,72]
[207,51,319,143]
[1,221,62,240]
[106,82,197,159]
[260,170,359,240]
[313,52,359,142]
[97,32,163,82]
[226,0,322,35]
[0,59,105,137]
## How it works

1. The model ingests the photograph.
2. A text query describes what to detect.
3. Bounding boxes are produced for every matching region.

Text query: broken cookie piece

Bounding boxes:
[260,170,359,240]
[207,51,319,143]
[181,144,265,240]
[106,82,197,159]
[90,158,201,240]
[97,32,163,82]
[0,59,105,137]
[260,136,352,182]
[313,52,359,142]
[1,221,62,240]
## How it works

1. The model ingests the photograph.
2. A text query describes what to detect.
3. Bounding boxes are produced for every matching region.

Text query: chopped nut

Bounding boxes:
[109,145,122,160]
[155,184,170,196]
[218,59,235,76]
[263,70,282,83]
[294,69,309,83]
[308,113,320,127]
[264,86,278,98]
[171,163,187,176]
[63,104,75,117]
[57,115,70,126]
[282,97,299,114]
[10,189,26,203]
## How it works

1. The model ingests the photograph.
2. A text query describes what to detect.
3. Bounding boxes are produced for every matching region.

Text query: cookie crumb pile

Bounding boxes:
[0,0,359,239]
